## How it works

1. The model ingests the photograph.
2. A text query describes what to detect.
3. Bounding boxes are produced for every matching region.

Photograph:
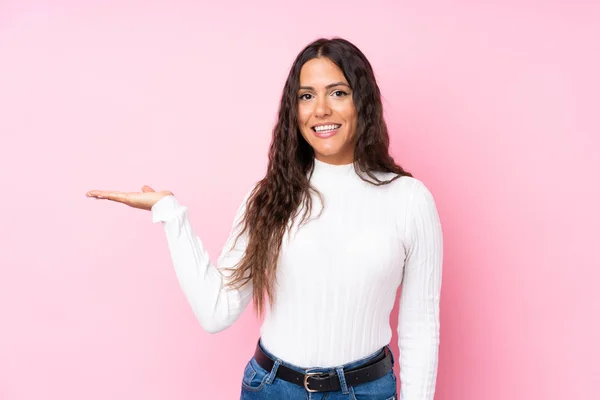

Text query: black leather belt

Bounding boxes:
[253,341,393,393]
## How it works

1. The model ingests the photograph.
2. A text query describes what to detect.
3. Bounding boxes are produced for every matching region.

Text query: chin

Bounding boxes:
[314,148,341,158]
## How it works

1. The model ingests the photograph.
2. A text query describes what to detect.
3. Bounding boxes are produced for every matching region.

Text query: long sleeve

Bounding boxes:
[151,189,254,333]
[397,180,443,400]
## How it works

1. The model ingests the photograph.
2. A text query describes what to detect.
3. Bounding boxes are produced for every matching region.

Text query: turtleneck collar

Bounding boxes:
[309,158,360,189]
[313,158,355,174]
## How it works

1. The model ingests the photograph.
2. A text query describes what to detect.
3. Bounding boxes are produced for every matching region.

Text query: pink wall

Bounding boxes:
[1,1,598,399]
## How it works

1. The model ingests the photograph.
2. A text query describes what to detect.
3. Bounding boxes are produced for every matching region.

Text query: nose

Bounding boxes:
[314,96,332,118]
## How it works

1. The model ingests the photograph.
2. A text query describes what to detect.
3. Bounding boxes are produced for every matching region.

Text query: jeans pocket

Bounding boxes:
[241,358,270,392]
[349,369,397,400]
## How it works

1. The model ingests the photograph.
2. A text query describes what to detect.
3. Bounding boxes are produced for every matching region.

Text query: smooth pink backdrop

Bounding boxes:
[1,1,598,399]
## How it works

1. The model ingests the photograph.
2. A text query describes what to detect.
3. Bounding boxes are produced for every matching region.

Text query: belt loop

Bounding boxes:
[387,345,395,367]
[266,359,282,385]
[335,366,349,394]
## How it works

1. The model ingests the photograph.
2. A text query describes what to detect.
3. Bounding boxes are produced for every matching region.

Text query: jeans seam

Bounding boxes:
[349,386,357,400]
[241,362,263,392]
[241,376,268,393]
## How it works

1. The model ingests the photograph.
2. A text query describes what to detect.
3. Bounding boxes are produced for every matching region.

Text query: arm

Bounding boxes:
[151,188,254,333]
[397,179,443,400]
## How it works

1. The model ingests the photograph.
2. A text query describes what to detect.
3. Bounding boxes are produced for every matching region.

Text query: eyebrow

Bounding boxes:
[298,82,351,91]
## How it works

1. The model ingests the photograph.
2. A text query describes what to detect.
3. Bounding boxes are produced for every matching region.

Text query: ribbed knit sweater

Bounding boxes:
[151,158,443,400]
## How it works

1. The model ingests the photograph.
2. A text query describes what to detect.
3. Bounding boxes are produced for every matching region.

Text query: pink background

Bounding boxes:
[1,1,599,399]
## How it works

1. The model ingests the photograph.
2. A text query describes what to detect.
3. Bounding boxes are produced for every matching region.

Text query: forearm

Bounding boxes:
[152,195,253,333]
[397,300,440,400]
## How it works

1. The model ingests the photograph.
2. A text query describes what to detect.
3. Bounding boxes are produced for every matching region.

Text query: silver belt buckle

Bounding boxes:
[303,372,326,393]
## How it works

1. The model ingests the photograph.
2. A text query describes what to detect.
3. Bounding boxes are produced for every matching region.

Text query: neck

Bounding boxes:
[313,153,354,166]
[312,157,356,177]
[314,157,353,167]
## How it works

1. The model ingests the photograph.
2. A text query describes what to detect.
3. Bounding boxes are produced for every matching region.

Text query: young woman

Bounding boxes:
[86,37,443,400]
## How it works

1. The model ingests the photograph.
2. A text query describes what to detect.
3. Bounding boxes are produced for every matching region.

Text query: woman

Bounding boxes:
[86,37,443,400]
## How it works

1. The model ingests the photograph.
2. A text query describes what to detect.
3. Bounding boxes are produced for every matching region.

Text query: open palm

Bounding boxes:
[85,185,174,211]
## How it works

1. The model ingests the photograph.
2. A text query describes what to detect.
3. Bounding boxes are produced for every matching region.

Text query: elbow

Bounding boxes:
[194,309,234,334]
[186,290,247,334]
[399,333,440,350]
[201,324,228,334]
[202,326,225,335]
[398,321,441,351]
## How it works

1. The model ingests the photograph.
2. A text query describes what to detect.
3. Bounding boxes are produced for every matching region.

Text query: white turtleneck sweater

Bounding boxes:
[151,158,443,400]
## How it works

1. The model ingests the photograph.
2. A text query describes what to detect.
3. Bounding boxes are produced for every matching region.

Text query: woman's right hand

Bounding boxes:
[85,185,174,211]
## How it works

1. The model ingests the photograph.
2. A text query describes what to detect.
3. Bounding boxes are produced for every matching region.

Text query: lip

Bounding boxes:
[311,122,341,129]
[311,123,341,139]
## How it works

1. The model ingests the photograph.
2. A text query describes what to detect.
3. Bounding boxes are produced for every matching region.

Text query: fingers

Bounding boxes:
[86,190,112,198]
[86,185,154,197]
[86,190,103,198]
[85,190,126,201]
[106,191,126,201]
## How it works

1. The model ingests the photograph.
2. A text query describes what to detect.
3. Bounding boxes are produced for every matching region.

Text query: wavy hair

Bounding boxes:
[224,37,413,317]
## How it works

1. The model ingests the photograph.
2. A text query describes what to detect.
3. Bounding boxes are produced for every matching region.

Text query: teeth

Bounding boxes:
[314,124,340,132]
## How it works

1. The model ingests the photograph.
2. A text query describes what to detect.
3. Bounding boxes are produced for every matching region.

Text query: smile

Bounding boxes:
[311,124,341,138]
[312,124,341,133]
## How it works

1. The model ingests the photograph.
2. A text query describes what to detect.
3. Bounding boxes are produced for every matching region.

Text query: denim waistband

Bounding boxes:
[257,338,393,374]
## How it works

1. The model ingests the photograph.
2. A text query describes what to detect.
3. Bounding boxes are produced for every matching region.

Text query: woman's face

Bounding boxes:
[297,57,358,165]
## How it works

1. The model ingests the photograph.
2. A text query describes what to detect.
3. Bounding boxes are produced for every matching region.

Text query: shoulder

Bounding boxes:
[393,176,438,215]
[368,173,440,227]
[370,172,433,201]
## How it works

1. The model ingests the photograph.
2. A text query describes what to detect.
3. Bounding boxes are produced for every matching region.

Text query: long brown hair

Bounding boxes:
[224,38,413,317]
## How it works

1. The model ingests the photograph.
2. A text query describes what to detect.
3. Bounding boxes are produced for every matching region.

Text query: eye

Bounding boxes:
[299,93,313,101]
[332,90,348,97]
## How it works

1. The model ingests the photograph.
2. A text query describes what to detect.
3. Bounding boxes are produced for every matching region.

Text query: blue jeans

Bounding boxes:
[240,340,397,399]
